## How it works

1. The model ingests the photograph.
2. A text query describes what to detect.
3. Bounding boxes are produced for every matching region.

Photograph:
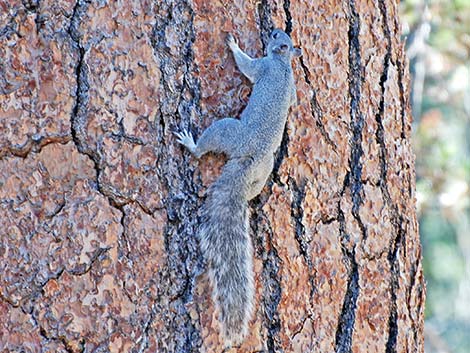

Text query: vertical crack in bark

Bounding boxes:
[255,212,283,353]
[69,0,92,160]
[264,244,283,353]
[347,0,367,240]
[250,204,283,352]
[335,192,360,353]
[386,221,405,353]
[335,1,362,351]
[68,1,152,216]
[397,59,407,139]
[375,1,392,205]
[67,0,121,206]
[335,255,359,353]
[271,127,290,186]
[393,9,407,140]
[282,0,292,35]
[289,177,316,300]
[257,0,274,52]
[67,0,126,278]
[376,2,403,352]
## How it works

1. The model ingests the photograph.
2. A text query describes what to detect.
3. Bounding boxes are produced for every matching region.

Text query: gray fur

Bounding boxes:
[175,29,300,347]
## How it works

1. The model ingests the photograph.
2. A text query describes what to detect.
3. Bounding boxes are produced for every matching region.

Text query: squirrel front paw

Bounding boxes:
[226,33,238,50]
[174,129,197,154]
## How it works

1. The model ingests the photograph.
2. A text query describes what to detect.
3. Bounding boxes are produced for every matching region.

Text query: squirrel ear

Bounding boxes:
[292,47,302,57]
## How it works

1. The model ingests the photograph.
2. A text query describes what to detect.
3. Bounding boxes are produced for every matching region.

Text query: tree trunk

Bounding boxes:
[0,0,425,352]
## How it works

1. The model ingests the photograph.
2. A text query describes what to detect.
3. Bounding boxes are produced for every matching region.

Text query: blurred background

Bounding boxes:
[400,0,470,352]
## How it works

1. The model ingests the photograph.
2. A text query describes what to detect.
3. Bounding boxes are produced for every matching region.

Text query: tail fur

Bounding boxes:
[199,158,255,347]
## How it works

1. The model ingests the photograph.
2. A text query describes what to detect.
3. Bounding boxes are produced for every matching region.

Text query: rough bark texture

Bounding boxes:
[0,0,425,352]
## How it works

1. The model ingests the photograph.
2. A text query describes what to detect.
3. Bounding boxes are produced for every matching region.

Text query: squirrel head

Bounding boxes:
[267,29,302,61]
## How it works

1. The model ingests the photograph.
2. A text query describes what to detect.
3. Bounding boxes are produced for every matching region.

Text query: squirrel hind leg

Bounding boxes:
[246,154,274,200]
[195,118,243,158]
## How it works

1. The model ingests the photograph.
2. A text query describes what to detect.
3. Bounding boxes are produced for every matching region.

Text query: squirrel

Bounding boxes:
[175,29,301,347]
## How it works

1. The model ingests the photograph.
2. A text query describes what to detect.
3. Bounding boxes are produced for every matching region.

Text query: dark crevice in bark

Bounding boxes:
[335,253,359,353]
[36,323,77,353]
[282,0,293,35]
[251,207,283,353]
[392,8,407,140]
[290,314,312,341]
[271,126,290,186]
[68,0,152,218]
[289,178,308,263]
[386,220,405,353]
[67,0,107,203]
[1,137,73,160]
[264,247,283,353]
[116,205,132,263]
[68,0,137,210]
[69,0,91,156]
[257,0,274,53]
[347,34,368,246]
[335,1,363,351]
[335,191,360,353]
[375,1,392,204]
[68,247,111,276]
[264,232,283,352]
[347,2,368,243]
[397,59,407,139]
[147,1,203,351]
[376,3,403,352]
[289,177,316,300]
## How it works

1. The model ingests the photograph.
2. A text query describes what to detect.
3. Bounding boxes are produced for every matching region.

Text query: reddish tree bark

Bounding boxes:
[0,0,425,352]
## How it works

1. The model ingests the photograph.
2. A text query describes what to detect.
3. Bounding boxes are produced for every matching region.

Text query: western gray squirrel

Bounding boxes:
[175,29,301,347]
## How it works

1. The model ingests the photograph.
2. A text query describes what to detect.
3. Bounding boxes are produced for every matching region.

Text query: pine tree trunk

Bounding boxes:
[0,0,425,352]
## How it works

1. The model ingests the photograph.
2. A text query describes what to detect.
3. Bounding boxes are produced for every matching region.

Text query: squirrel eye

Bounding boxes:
[272,32,279,39]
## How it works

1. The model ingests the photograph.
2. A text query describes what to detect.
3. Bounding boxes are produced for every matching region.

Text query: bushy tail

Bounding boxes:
[199,158,255,347]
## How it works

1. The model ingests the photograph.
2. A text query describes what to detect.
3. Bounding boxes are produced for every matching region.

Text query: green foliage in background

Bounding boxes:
[401,1,470,352]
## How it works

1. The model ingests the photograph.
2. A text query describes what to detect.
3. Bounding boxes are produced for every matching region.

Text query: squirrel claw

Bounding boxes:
[226,33,237,49]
